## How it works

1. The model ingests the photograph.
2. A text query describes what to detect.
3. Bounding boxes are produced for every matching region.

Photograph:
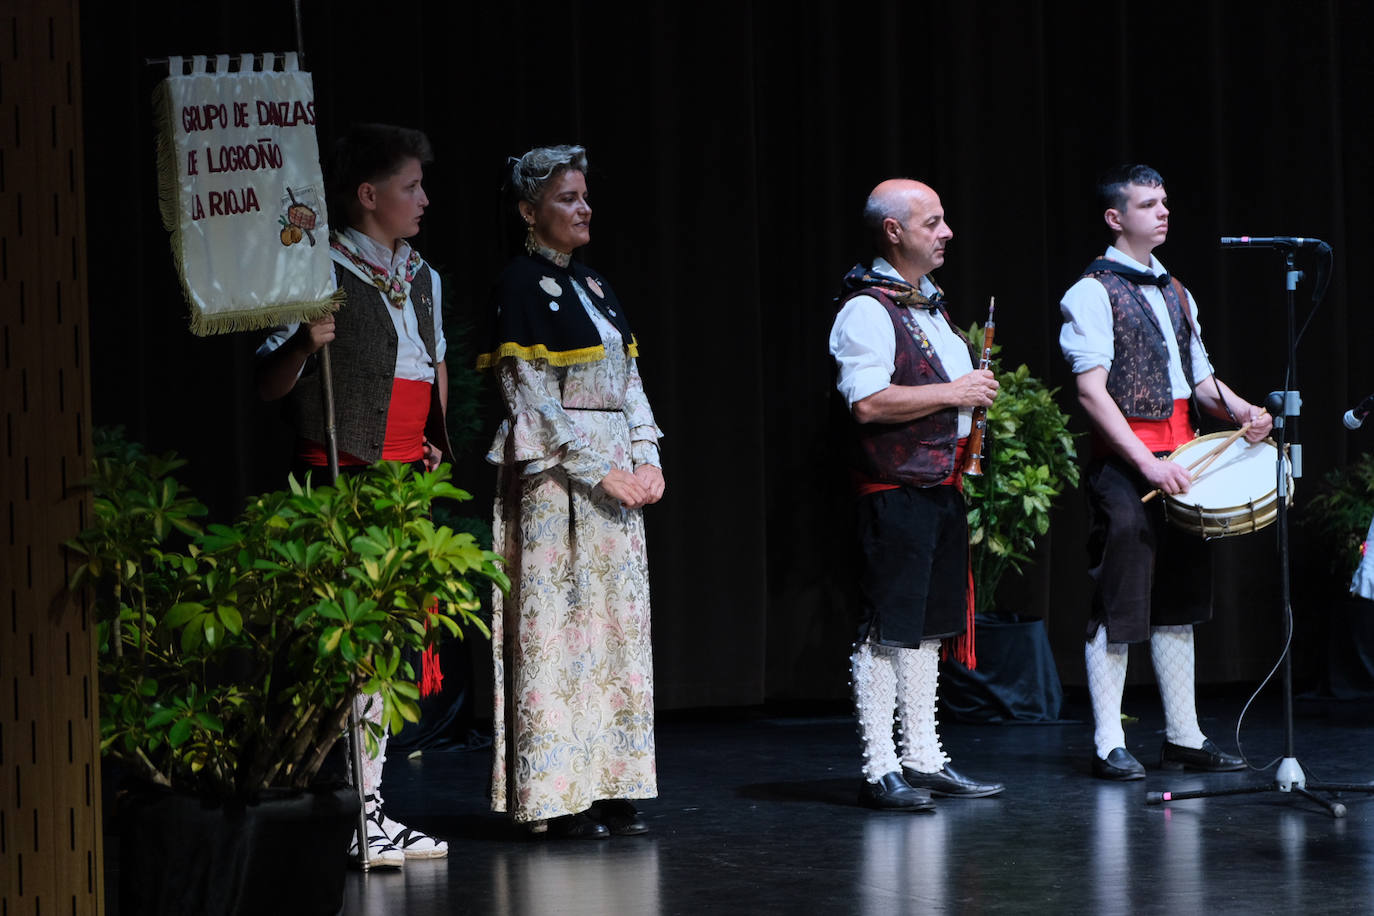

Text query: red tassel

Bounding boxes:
[939,443,977,670]
[419,598,443,698]
[959,564,978,669]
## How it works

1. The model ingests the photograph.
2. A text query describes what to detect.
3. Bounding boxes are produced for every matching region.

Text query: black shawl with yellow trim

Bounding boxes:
[476,252,638,369]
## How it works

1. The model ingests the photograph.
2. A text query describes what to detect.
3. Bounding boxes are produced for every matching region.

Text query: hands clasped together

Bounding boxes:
[600,465,666,509]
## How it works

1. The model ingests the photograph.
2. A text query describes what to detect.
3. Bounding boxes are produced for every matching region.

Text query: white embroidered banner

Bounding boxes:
[154,53,337,336]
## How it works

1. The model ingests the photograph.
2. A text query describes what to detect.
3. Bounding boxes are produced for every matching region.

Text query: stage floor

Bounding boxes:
[343,688,1374,915]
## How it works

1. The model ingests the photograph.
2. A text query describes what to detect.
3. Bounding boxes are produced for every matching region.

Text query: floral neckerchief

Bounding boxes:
[839,263,945,310]
[330,231,423,309]
[839,262,960,380]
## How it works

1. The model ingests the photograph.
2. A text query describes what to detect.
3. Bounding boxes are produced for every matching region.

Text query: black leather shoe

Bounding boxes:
[1161,739,1245,772]
[589,800,648,836]
[1092,746,1146,781]
[902,764,1004,798]
[858,772,936,811]
[546,812,610,840]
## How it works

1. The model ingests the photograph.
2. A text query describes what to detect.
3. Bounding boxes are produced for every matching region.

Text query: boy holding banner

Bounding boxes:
[256,123,450,866]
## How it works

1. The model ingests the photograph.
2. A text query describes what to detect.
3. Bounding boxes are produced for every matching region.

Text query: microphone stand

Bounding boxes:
[1148,249,1374,817]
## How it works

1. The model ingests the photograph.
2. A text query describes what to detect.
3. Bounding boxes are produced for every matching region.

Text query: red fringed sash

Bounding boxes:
[943,436,976,671]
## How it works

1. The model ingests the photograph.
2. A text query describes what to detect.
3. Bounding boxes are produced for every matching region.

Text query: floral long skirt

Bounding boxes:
[489,419,657,822]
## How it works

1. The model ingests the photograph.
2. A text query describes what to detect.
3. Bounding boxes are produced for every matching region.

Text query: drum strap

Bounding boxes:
[1170,275,1240,428]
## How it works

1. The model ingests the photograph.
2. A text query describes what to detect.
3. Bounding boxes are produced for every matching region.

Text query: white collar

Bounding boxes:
[341,226,413,273]
[1104,245,1167,277]
[871,256,938,296]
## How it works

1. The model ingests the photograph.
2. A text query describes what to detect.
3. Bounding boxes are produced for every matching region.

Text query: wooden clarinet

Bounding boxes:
[963,297,996,476]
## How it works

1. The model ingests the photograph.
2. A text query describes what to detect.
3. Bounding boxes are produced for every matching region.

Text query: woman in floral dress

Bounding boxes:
[478,145,665,839]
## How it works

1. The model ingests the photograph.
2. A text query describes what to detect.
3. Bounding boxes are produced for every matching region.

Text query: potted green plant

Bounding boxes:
[941,325,1081,721]
[962,331,1082,616]
[67,428,507,915]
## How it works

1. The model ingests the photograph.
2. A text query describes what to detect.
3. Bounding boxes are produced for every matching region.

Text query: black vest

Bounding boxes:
[1086,266,1196,420]
[840,287,966,488]
[287,264,453,464]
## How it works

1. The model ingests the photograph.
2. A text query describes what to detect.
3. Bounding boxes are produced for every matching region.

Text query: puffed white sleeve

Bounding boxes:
[486,356,613,488]
[829,294,897,408]
[623,356,663,469]
[1059,276,1115,374]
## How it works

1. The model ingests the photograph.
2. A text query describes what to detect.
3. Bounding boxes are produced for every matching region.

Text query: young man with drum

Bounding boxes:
[1059,164,1272,780]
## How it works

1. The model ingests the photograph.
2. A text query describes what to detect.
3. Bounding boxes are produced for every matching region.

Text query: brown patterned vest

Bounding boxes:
[287,264,453,463]
[841,287,966,488]
[1088,268,1196,420]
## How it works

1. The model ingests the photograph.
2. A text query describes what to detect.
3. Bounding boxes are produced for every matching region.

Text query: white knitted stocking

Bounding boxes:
[345,691,388,811]
[897,640,949,773]
[1085,625,1129,759]
[1150,625,1206,749]
[851,641,901,780]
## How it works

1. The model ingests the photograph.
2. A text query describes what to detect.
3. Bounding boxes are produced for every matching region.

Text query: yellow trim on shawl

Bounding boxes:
[476,341,606,369]
[477,335,640,370]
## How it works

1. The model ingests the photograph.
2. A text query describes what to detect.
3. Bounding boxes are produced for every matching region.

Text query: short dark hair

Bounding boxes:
[325,123,433,228]
[1098,164,1164,213]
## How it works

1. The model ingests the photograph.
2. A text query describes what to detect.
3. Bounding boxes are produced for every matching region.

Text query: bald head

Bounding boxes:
[864,180,940,248]
[862,179,952,280]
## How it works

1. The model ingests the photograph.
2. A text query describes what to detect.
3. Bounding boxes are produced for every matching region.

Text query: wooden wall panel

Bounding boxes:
[0,3,101,914]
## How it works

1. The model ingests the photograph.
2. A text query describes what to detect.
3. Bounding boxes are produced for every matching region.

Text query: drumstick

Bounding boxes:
[1184,442,1228,472]
[1184,422,1252,480]
[1180,413,1267,473]
[1140,419,1258,504]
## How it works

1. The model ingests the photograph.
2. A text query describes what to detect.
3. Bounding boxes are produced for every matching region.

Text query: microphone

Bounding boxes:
[1344,392,1374,430]
[1220,236,1331,251]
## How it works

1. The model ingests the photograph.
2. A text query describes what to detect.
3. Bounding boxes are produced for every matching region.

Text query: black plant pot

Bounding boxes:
[117,783,359,916]
[939,613,1065,723]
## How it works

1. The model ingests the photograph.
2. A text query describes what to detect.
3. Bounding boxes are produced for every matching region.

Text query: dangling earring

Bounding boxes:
[524,223,538,255]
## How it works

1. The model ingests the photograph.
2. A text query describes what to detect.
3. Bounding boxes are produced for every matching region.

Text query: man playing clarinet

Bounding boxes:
[829,179,1004,810]
[1059,164,1272,780]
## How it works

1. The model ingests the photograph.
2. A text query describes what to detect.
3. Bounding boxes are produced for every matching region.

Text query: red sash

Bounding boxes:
[1124,399,1195,454]
[296,378,432,466]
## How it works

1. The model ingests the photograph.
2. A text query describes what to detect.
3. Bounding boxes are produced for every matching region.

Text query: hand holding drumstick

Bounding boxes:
[1141,411,1268,504]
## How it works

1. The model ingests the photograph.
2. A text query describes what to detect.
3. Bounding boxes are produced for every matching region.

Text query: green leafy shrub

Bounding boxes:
[67,428,508,799]
[962,325,1081,615]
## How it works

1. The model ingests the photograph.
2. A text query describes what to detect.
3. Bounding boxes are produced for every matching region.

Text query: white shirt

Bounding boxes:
[256,227,446,381]
[1058,246,1211,398]
[828,257,975,437]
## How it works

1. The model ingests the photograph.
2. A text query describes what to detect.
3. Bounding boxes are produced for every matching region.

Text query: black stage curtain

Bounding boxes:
[77,0,1374,710]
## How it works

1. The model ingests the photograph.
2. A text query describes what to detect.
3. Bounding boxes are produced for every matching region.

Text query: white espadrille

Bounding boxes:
[376,812,448,860]
[348,808,405,869]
